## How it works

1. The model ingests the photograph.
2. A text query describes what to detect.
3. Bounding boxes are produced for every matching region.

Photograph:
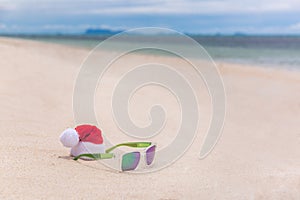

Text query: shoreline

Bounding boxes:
[2,36,299,72]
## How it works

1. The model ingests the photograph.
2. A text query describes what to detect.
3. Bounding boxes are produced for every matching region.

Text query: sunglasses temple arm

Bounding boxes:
[105,142,152,153]
[73,153,114,160]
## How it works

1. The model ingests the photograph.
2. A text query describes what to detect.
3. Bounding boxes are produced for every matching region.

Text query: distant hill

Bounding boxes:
[85,28,123,35]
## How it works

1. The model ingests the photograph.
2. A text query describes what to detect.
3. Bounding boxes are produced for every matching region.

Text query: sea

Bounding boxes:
[11,34,300,70]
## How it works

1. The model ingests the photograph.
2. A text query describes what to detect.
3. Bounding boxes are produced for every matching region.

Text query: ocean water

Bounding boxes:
[16,35,300,70]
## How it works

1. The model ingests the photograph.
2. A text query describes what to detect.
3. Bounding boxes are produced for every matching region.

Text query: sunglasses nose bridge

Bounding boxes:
[140,152,147,168]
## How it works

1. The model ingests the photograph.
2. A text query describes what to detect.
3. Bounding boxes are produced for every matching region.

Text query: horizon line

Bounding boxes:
[1,32,300,37]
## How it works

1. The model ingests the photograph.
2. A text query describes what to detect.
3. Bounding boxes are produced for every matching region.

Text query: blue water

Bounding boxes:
[13,35,300,70]
[196,36,300,69]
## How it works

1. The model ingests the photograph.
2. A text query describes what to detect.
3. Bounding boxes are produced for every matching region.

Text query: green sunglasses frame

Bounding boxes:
[73,142,156,171]
[73,142,152,160]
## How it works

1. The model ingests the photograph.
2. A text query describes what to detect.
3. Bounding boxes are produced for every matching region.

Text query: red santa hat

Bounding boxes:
[60,125,105,157]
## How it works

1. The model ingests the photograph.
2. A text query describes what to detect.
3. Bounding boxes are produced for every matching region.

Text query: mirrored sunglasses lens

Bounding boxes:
[146,145,156,165]
[121,152,140,171]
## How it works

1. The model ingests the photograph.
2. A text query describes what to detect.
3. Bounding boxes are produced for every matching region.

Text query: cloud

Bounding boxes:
[6,0,300,15]
[290,22,300,31]
[0,23,6,29]
[1,0,300,34]
[42,24,127,32]
[0,23,129,34]
[0,1,18,11]
[80,0,300,15]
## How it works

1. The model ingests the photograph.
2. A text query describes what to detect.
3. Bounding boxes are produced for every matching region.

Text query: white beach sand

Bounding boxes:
[0,37,299,199]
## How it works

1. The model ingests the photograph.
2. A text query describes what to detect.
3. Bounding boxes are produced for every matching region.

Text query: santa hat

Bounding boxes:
[60,125,105,157]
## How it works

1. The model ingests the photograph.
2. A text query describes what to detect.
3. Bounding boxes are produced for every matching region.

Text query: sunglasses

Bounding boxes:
[73,142,156,171]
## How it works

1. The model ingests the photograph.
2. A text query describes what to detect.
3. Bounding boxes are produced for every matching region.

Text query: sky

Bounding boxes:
[1,0,300,34]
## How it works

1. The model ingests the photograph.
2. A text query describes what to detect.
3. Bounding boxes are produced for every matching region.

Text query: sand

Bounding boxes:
[0,37,299,199]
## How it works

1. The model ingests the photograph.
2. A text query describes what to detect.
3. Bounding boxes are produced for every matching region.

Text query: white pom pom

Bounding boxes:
[60,128,79,148]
